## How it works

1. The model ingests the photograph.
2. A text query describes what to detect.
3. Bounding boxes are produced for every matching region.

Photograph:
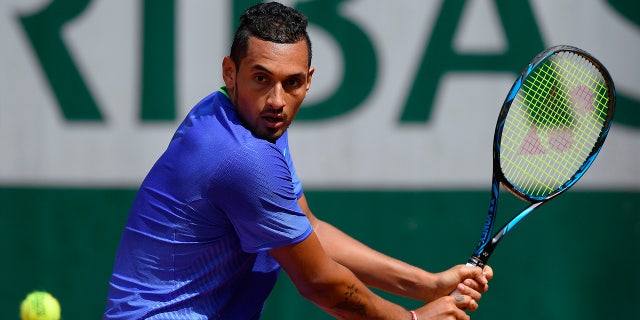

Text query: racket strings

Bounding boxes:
[500,51,611,198]
[505,55,606,195]
[543,54,604,165]
[504,68,578,192]
[506,81,590,193]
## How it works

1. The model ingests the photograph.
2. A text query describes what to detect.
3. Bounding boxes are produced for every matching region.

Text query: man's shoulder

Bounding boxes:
[175,90,238,143]
[189,89,233,118]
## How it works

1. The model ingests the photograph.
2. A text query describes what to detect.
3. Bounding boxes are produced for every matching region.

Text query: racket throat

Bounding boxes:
[471,201,545,267]
[469,238,499,268]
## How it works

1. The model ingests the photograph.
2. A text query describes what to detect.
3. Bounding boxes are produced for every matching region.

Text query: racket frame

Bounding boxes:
[467,45,616,268]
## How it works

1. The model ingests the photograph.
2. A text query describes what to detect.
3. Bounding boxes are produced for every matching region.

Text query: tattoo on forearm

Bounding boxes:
[334,283,366,315]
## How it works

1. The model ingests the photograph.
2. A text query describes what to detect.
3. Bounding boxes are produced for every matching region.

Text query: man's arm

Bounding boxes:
[268,196,487,320]
[297,194,491,303]
[269,231,412,319]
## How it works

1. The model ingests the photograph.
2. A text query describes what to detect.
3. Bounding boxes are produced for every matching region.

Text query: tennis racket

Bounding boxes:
[463,45,616,269]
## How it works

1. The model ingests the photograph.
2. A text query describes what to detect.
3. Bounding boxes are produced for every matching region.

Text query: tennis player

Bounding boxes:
[104,2,493,319]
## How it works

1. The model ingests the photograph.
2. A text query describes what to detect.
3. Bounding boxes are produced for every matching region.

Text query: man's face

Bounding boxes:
[223,37,314,142]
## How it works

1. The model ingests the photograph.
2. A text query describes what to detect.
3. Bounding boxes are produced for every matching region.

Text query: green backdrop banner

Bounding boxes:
[1,188,637,319]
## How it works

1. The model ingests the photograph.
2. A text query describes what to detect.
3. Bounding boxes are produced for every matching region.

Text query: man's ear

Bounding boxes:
[222,56,236,91]
[306,67,315,92]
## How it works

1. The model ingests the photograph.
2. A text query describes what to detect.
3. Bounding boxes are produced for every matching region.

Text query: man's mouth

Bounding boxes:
[262,114,284,128]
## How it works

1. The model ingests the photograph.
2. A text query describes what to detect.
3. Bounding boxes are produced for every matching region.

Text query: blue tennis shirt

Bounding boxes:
[104,89,313,319]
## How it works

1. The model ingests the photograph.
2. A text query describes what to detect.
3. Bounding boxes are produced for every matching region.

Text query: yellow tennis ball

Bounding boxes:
[20,291,61,320]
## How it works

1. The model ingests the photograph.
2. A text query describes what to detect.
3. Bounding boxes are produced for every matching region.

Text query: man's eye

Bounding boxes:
[285,78,302,88]
[255,75,266,82]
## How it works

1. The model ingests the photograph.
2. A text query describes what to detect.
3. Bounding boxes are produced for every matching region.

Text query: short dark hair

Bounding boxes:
[230,2,312,67]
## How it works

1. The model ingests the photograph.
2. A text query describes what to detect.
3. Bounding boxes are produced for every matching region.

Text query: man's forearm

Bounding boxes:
[313,219,438,302]
[270,231,416,320]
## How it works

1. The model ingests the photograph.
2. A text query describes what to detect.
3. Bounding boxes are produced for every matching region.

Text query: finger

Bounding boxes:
[455,282,482,301]
[465,277,490,294]
[453,295,479,312]
[483,265,494,280]
[451,264,490,298]
[464,268,490,292]
[458,277,483,292]
[460,265,488,285]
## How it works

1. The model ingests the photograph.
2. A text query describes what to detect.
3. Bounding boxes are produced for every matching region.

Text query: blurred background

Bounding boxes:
[1,0,638,319]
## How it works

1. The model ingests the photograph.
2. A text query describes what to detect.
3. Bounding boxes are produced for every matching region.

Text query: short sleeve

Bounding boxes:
[211,140,312,253]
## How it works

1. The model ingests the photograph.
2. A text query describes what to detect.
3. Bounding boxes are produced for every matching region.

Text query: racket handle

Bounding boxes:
[450,261,483,296]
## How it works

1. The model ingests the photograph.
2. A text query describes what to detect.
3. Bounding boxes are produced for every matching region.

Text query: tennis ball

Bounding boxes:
[20,291,61,320]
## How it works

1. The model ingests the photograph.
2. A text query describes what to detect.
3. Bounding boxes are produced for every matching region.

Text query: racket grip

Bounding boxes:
[450,261,482,296]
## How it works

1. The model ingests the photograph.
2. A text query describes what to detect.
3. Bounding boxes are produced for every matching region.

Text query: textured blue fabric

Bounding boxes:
[104,89,312,319]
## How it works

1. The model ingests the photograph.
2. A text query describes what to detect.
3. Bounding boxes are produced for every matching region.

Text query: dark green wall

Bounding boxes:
[1,188,638,319]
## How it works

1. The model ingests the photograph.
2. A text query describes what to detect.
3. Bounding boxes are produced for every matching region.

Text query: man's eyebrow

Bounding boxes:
[252,64,306,78]
[252,64,272,74]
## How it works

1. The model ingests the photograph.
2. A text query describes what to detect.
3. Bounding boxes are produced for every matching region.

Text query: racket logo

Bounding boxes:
[571,85,595,114]
[518,128,546,155]
[518,127,575,155]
